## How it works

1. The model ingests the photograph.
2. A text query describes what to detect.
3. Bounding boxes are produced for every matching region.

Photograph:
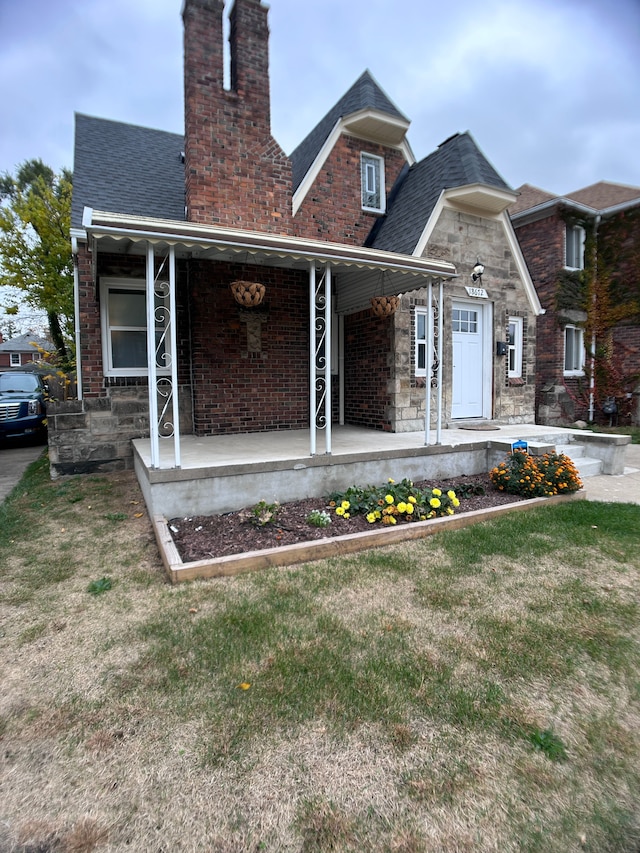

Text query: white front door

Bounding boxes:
[452,301,484,419]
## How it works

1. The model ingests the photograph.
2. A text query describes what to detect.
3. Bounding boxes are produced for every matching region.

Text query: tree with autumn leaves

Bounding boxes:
[0,159,74,368]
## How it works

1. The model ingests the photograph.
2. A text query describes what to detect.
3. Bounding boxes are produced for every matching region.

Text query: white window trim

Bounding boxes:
[100,277,171,378]
[507,316,523,378]
[563,324,585,376]
[565,224,585,271]
[360,152,385,213]
[10,352,21,367]
[414,306,428,377]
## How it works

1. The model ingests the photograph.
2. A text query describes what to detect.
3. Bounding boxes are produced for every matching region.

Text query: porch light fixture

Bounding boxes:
[471,260,485,283]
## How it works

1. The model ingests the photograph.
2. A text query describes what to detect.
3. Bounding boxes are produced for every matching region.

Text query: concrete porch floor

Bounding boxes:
[132,422,625,520]
[134,422,580,470]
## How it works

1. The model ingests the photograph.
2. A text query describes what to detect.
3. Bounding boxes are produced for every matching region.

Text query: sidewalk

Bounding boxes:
[581,444,640,505]
[0,444,45,504]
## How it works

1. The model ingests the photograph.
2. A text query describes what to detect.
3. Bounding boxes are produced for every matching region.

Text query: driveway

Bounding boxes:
[0,443,46,504]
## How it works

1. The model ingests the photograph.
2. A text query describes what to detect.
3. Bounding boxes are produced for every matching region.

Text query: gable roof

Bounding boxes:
[0,332,50,354]
[565,181,640,209]
[509,184,557,216]
[71,114,185,229]
[368,132,512,255]
[510,180,640,223]
[289,70,409,192]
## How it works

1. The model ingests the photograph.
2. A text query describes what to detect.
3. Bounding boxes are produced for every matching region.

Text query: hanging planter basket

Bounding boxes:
[231,280,266,307]
[370,295,399,317]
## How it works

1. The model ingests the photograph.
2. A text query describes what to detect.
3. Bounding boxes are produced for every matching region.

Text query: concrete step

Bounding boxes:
[556,444,603,477]
[573,457,604,478]
[556,443,584,458]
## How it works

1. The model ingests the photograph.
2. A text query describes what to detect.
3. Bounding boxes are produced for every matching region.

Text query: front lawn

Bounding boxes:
[0,455,639,852]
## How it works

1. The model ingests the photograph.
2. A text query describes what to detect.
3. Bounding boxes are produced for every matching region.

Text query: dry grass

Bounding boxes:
[0,454,639,852]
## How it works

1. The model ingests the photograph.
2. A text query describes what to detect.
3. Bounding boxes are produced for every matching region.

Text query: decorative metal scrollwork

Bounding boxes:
[314,269,328,430]
[430,301,440,388]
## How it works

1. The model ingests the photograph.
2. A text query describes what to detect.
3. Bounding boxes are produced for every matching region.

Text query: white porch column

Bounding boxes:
[436,278,444,445]
[309,262,332,455]
[146,244,160,468]
[425,280,433,446]
[168,246,181,468]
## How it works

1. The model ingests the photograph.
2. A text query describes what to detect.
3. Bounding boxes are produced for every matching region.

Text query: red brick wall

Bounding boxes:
[294,137,407,245]
[343,309,392,430]
[188,259,309,434]
[182,0,293,233]
[513,213,566,412]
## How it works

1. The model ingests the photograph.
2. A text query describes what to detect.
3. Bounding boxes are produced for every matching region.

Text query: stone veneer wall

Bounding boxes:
[47,385,193,477]
[387,207,537,430]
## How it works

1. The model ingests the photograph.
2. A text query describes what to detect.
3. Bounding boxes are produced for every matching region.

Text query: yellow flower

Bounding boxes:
[366,512,377,523]
[405,503,414,515]
[341,500,350,510]
[446,507,454,515]
[388,478,395,484]
[408,495,417,504]
[432,488,442,497]
[344,512,350,519]
[447,490,456,500]
[389,516,397,525]
[385,494,394,504]
[452,498,460,507]
[336,506,345,516]
[397,501,407,513]
[429,497,441,508]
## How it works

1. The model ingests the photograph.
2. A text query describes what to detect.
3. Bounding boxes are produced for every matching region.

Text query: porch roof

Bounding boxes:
[77,208,458,307]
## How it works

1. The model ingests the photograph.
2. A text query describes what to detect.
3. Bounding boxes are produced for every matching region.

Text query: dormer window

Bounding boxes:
[565,224,585,270]
[361,153,385,213]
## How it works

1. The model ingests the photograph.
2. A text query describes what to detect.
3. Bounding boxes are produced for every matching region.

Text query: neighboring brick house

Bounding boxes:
[511,182,640,426]
[0,332,51,369]
[54,0,541,475]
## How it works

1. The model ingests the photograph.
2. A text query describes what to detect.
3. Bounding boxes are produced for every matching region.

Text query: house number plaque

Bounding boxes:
[465,286,488,299]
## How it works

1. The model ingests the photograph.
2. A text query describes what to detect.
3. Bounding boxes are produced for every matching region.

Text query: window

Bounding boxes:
[361,153,384,212]
[565,224,585,270]
[100,278,170,377]
[415,308,428,376]
[507,316,523,378]
[452,307,478,333]
[10,353,21,367]
[564,325,585,375]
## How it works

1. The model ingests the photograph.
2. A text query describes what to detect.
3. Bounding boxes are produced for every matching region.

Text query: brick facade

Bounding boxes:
[343,309,393,430]
[293,137,407,245]
[183,0,293,232]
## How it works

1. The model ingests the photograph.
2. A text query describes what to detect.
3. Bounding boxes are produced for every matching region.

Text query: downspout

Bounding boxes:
[71,237,83,400]
[588,214,601,422]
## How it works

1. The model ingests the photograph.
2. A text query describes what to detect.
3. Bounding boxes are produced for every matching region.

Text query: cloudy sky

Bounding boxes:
[1,0,639,197]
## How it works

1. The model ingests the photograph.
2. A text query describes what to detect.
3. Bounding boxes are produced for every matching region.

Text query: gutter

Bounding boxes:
[81,207,458,280]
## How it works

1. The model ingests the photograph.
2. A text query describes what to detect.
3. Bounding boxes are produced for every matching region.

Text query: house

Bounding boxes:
[510,181,640,426]
[51,0,542,510]
[0,332,51,369]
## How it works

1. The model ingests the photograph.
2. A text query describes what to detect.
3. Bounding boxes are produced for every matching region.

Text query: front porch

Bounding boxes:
[132,423,631,519]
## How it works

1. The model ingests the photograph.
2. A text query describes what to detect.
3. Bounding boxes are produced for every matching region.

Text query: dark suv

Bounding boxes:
[0,370,48,443]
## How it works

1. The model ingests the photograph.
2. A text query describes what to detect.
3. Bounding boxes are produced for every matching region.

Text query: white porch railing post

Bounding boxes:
[309,263,317,456]
[146,243,160,468]
[436,278,444,445]
[425,280,433,446]
[169,246,181,468]
[325,264,332,455]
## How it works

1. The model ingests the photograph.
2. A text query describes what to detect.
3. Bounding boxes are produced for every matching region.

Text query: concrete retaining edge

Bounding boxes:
[153,490,586,583]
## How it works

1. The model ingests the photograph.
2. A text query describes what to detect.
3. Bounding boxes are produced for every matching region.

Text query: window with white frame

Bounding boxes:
[361,153,385,213]
[565,224,585,270]
[100,278,170,377]
[10,353,21,367]
[415,307,428,376]
[564,324,585,375]
[507,316,523,378]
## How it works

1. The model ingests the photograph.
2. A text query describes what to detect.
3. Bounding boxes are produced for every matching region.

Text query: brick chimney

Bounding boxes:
[182,0,293,233]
